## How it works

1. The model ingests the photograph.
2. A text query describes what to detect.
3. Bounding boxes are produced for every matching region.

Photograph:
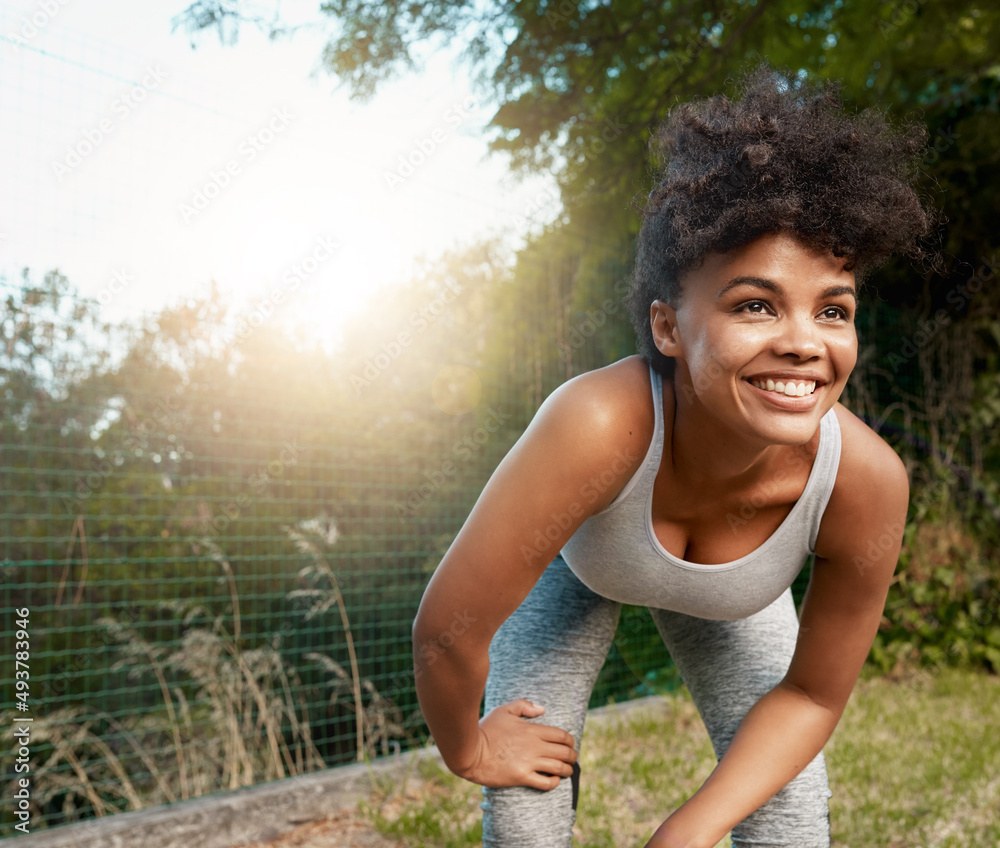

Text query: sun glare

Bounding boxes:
[0,1,550,349]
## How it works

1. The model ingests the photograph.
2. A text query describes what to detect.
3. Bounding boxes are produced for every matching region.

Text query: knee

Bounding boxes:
[481,774,577,848]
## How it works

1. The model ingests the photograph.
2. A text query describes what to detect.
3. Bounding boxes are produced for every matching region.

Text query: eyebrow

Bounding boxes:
[716,275,858,304]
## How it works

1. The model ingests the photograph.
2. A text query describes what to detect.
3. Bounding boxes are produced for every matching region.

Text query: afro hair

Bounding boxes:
[628,64,936,376]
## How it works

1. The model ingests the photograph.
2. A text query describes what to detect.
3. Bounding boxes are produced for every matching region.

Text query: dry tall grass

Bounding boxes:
[2,520,408,827]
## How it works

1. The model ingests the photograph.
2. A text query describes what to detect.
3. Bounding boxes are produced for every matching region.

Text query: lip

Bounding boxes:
[744,371,828,385]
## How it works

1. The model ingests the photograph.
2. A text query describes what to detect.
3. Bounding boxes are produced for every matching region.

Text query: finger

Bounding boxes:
[533,757,575,778]
[538,741,578,764]
[506,698,546,718]
[534,724,576,748]
[521,771,562,792]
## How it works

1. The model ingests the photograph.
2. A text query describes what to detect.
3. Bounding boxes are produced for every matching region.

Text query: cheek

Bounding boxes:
[685,335,753,394]
[832,334,858,377]
[697,328,759,373]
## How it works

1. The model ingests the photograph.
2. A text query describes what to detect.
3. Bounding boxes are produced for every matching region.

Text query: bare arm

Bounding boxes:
[413,360,650,787]
[646,408,910,848]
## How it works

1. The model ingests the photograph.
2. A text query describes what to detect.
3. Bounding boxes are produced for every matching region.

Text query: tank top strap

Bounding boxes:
[649,362,663,431]
[805,407,842,552]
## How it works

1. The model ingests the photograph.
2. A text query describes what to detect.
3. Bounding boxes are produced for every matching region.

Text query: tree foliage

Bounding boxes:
[171,3,1000,479]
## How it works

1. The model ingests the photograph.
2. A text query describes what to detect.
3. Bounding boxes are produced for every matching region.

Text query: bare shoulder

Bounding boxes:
[831,404,909,496]
[435,357,657,600]
[518,356,654,507]
[545,356,653,425]
[540,355,654,448]
[814,404,910,560]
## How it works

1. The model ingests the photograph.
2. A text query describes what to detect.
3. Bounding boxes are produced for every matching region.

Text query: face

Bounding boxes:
[651,231,858,446]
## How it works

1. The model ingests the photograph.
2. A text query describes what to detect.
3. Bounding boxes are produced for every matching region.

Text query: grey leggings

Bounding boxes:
[482,556,831,847]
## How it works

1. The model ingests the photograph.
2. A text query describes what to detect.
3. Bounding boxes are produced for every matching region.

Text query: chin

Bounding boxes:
[754,413,826,446]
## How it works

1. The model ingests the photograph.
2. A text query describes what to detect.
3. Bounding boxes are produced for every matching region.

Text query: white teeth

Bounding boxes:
[750,379,817,397]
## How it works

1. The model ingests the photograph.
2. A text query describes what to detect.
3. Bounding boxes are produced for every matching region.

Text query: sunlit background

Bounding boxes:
[0,0,555,343]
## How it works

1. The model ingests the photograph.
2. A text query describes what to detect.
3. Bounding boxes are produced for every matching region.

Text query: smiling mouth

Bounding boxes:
[748,378,817,398]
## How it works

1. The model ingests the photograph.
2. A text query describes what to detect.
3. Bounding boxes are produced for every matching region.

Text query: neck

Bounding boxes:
[666,374,782,494]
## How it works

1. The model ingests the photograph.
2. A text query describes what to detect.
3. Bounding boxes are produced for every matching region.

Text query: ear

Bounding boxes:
[650,299,683,358]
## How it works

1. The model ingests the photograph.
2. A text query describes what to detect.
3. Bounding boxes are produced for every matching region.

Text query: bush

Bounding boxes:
[871,505,1000,674]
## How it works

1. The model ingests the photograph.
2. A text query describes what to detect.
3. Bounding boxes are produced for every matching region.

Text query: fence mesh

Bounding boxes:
[0,267,697,832]
[0,12,686,831]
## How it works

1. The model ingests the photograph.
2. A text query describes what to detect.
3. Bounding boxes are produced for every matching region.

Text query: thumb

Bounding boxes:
[507,698,546,718]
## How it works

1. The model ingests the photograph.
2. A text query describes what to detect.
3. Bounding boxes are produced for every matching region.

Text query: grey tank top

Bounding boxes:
[560,364,842,621]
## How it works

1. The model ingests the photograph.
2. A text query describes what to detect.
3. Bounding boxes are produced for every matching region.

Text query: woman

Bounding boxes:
[412,67,933,848]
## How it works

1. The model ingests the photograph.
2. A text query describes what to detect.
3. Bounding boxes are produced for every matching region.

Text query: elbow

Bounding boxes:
[411,587,445,647]
[411,607,426,644]
[411,606,435,660]
[411,610,438,685]
[412,604,484,669]
[778,678,847,721]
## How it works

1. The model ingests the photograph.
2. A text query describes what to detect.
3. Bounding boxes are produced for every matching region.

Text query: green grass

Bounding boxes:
[360,667,1000,847]
[826,667,1000,846]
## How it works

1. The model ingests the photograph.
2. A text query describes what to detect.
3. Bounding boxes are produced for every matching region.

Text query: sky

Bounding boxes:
[0,0,556,343]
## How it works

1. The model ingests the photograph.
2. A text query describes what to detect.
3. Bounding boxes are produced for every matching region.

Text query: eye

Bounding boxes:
[819,305,852,321]
[735,299,773,315]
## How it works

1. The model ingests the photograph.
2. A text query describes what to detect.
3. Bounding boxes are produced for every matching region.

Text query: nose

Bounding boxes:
[772,313,822,359]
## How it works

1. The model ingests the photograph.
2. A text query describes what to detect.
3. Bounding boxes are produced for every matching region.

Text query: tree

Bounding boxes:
[172,2,998,211]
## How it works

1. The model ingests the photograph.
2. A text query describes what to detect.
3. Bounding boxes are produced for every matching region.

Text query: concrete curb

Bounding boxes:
[12,696,673,848]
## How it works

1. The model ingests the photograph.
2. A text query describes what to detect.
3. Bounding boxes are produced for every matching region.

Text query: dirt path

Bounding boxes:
[234,808,404,848]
